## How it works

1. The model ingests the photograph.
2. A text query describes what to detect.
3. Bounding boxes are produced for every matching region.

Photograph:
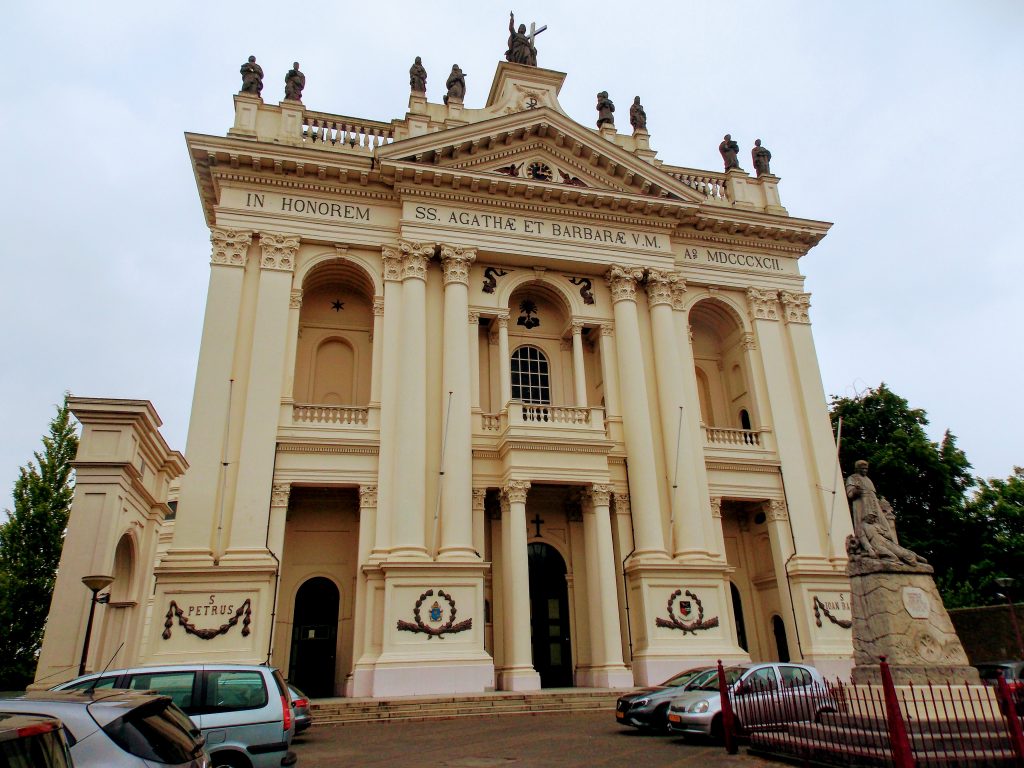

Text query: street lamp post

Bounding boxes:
[79,574,114,677]
[995,577,1024,660]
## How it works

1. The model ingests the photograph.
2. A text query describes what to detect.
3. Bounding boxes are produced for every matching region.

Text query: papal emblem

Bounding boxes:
[396,589,473,639]
[679,600,692,617]
[429,600,443,623]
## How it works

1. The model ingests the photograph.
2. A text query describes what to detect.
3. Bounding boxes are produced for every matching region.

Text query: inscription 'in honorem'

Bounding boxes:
[245,193,371,221]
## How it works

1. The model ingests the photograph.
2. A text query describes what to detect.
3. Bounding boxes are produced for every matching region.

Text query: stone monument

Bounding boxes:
[845,460,979,685]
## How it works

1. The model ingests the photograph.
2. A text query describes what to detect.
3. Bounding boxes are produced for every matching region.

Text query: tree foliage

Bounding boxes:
[829,383,977,606]
[0,398,78,689]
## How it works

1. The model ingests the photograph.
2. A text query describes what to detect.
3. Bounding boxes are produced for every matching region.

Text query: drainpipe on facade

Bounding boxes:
[619,457,637,663]
[777,466,805,661]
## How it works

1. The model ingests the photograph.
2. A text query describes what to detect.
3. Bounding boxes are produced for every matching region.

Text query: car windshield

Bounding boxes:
[696,668,743,690]
[978,664,1020,680]
[659,669,706,688]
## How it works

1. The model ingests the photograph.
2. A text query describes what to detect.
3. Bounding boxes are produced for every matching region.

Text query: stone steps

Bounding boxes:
[310,689,627,725]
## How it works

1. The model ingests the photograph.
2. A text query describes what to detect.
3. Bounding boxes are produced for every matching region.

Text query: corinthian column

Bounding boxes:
[500,480,540,690]
[497,313,511,406]
[745,288,823,558]
[174,228,252,555]
[604,265,666,559]
[647,270,711,560]
[227,232,299,556]
[390,241,433,560]
[583,484,631,686]
[438,245,477,560]
[570,321,588,407]
[371,247,404,559]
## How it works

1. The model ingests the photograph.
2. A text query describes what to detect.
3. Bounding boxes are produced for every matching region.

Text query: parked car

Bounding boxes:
[667,662,830,740]
[976,660,1024,714]
[615,667,717,732]
[287,685,312,734]
[1,689,208,767]
[52,664,295,768]
[0,712,74,768]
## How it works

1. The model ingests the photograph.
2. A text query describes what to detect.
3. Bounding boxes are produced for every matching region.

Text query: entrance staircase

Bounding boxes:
[310,688,628,726]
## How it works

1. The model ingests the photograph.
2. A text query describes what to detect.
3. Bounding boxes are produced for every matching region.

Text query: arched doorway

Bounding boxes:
[528,543,573,688]
[289,577,340,698]
[730,582,748,652]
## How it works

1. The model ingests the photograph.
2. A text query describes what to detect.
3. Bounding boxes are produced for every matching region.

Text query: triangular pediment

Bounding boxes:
[376,107,707,205]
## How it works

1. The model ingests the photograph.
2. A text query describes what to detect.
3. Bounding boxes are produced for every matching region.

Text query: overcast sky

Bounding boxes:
[1,1,1021,509]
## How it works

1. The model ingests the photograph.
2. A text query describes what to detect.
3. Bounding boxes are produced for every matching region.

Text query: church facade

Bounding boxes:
[36,56,855,697]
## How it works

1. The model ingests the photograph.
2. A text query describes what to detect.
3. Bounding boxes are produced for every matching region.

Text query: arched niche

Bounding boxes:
[690,297,755,429]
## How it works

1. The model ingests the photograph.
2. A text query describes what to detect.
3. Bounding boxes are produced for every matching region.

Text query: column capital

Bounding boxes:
[381,245,403,282]
[372,297,385,316]
[503,479,531,504]
[270,483,291,508]
[440,245,477,287]
[210,228,253,267]
[746,287,780,321]
[496,313,510,330]
[709,496,723,518]
[359,484,378,509]
[570,320,585,336]
[587,483,614,507]
[599,323,614,338]
[472,488,487,510]
[468,309,481,324]
[741,332,757,350]
[289,289,303,309]
[780,291,812,324]
[605,264,645,304]
[765,498,788,521]
[259,232,299,272]
[612,491,630,516]
[645,268,685,308]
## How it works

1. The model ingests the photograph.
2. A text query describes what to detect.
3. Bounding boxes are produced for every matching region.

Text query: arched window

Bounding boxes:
[511,346,551,404]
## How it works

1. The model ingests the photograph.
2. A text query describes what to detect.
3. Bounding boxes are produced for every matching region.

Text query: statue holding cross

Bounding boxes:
[506,11,545,67]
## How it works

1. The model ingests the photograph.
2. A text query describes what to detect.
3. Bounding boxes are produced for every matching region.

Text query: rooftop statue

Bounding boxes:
[409,56,427,94]
[239,55,264,97]
[596,91,615,128]
[284,62,305,102]
[506,11,540,66]
[629,96,647,132]
[752,139,772,177]
[719,133,740,171]
[444,65,466,105]
[846,460,926,567]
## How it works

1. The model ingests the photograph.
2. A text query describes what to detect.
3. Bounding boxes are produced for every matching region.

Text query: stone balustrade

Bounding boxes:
[705,426,763,447]
[517,404,591,425]
[293,404,370,425]
[480,413,502,431]
[662,167,729,203]
[302,110,395,152]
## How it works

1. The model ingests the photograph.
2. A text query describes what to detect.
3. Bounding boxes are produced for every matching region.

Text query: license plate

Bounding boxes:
[615,711,624,719]
[668,714,681,723]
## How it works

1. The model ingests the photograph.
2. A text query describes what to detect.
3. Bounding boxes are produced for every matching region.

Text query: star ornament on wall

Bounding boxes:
[331,299,345,312]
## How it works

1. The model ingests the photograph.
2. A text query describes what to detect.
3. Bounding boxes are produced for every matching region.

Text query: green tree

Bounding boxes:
[829,383,975,605]
[0,398,78,689]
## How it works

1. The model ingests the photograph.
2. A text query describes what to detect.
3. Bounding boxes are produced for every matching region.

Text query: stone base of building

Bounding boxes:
[349,654,496,697]
[575,665,635,689]
[497,666,542,691]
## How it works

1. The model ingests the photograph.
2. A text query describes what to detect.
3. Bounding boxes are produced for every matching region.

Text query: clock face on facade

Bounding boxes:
[527,162,553,181]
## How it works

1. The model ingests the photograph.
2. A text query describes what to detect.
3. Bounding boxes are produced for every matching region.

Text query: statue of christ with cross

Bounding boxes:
[506,11,545,67]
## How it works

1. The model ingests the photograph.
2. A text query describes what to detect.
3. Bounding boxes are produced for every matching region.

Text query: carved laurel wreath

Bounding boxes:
[162,599,252,640]
[396,589,472,639]
[813,596,852,629]
[655,589,720,634]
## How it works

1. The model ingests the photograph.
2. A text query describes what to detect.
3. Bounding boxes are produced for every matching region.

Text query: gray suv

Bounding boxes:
[53,664,295,768]
[1,689,208,767]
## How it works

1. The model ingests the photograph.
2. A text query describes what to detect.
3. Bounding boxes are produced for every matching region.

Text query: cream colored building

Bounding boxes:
[36,59,854,698]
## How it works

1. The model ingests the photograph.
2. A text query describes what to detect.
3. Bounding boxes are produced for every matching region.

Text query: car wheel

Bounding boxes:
[814,705,836,724]
[211,752,251,768]
[654,703,671,733]
[709,714,723,742]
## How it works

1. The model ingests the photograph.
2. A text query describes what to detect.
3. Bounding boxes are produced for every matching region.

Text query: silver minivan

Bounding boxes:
[53,664,295,768]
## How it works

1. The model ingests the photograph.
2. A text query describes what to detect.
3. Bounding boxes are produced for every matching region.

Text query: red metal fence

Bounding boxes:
[717,659,1024,767]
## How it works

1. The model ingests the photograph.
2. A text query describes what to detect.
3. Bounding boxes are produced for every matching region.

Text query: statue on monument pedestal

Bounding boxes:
[444,65,466,105]
[752,139,772,177]
[284,62,305,102]
[239,55,264,97]
[845,460,977,686]
[719,134,740,170]
[409,56,427,94]
[596,92,615,128]
[846,460,926,567]
[506,11,539,66]
[629,96,647,132]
